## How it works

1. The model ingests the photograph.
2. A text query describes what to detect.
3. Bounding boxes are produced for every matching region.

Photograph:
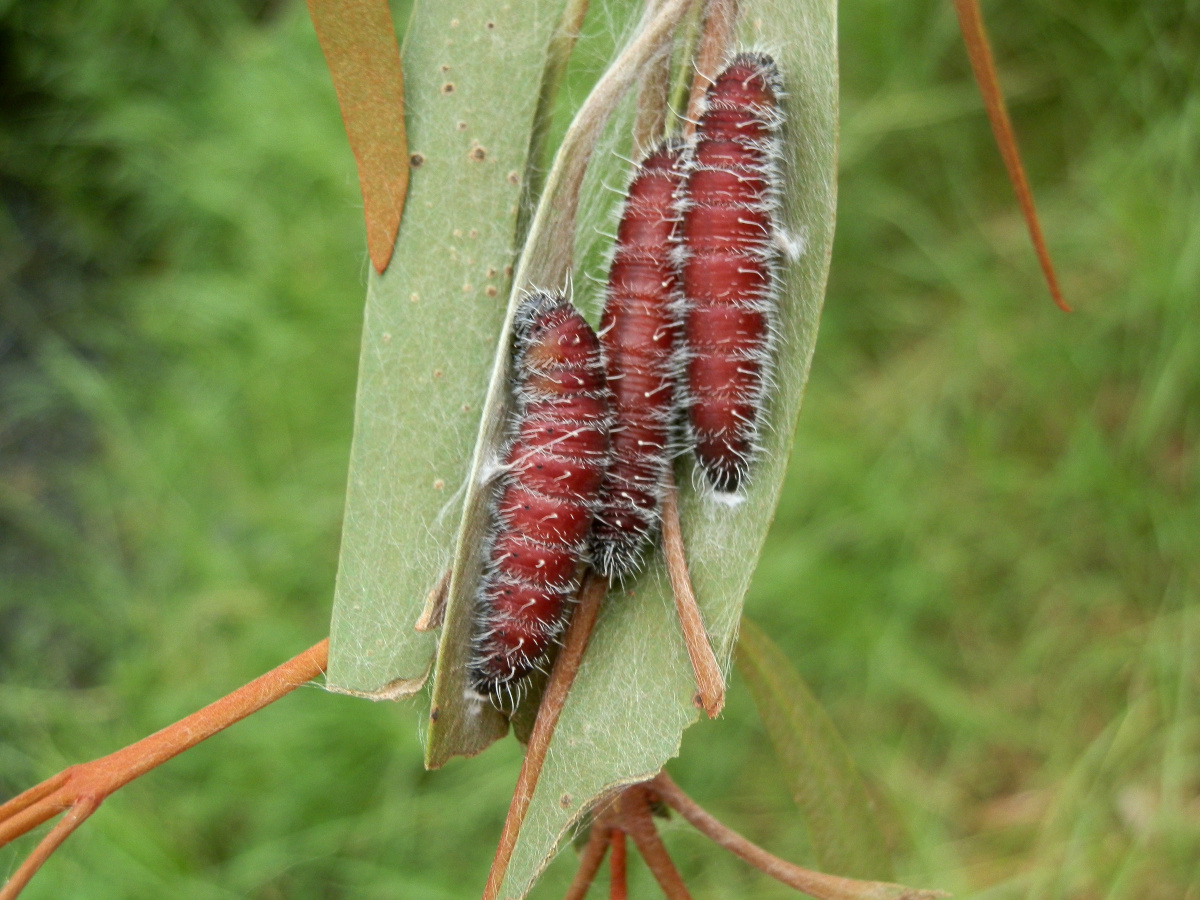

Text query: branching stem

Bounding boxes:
[620,786,693,900]
[0,639,329,899]
[0,796,98,900]
[651,773,948,900]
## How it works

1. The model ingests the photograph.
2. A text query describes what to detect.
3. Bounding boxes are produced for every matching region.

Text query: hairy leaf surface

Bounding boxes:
[327,0,571,696]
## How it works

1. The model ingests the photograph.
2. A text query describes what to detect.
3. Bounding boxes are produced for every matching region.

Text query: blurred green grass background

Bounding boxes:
[2,0,1197,897]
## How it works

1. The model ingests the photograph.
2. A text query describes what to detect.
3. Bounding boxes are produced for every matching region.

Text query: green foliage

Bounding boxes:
[737,619,893,881]
[2,1,1198,898]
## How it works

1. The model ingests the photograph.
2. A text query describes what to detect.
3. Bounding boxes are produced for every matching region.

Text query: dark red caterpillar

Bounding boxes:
[469,290,613,699]
[680,52,784,494]
[590,141,685,581]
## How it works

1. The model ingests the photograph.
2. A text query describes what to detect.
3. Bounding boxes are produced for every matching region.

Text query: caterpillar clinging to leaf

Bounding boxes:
[469,291,613,699]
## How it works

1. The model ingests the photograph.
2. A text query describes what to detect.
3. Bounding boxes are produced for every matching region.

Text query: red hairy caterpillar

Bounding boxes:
[680,52,785,494]
[469,290,613,699]
[590,141,686,581]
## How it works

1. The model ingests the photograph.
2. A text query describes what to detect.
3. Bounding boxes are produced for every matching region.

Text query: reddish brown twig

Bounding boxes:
[620,785,693,900]
[562,819,613,900]
[683,0,739,136]
[608,829,628,900]
[651,773,948,900]
[0,796,98,900]
[661,479,725,717]
[483,572,609,900]
[952,0,1070,313]
[0,639,329,899]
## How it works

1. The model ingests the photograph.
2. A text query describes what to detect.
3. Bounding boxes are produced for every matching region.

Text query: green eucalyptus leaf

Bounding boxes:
[426,0,695,766]
[737,618,894,881]
[499,2,840,896]
[326,0,571,697]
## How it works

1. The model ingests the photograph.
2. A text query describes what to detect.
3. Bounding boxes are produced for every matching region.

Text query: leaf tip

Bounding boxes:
[364,167,408,274]
[308,0,409,275]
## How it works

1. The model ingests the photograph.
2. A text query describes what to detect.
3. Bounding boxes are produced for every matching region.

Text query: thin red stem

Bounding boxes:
[661,479,725,717]
[562,822,612,900]
[0,639,329,897]
[482,573,609,900]
[952,0,1070,312]
[0,797,99,900]
[651,773,946,900]
[0,771,69,825]
[609,829,628,900]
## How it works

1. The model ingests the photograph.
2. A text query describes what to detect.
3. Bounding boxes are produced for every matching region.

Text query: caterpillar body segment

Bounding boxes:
[590,142,687,582]
[680,52,784,495]
[469,291,613,698]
